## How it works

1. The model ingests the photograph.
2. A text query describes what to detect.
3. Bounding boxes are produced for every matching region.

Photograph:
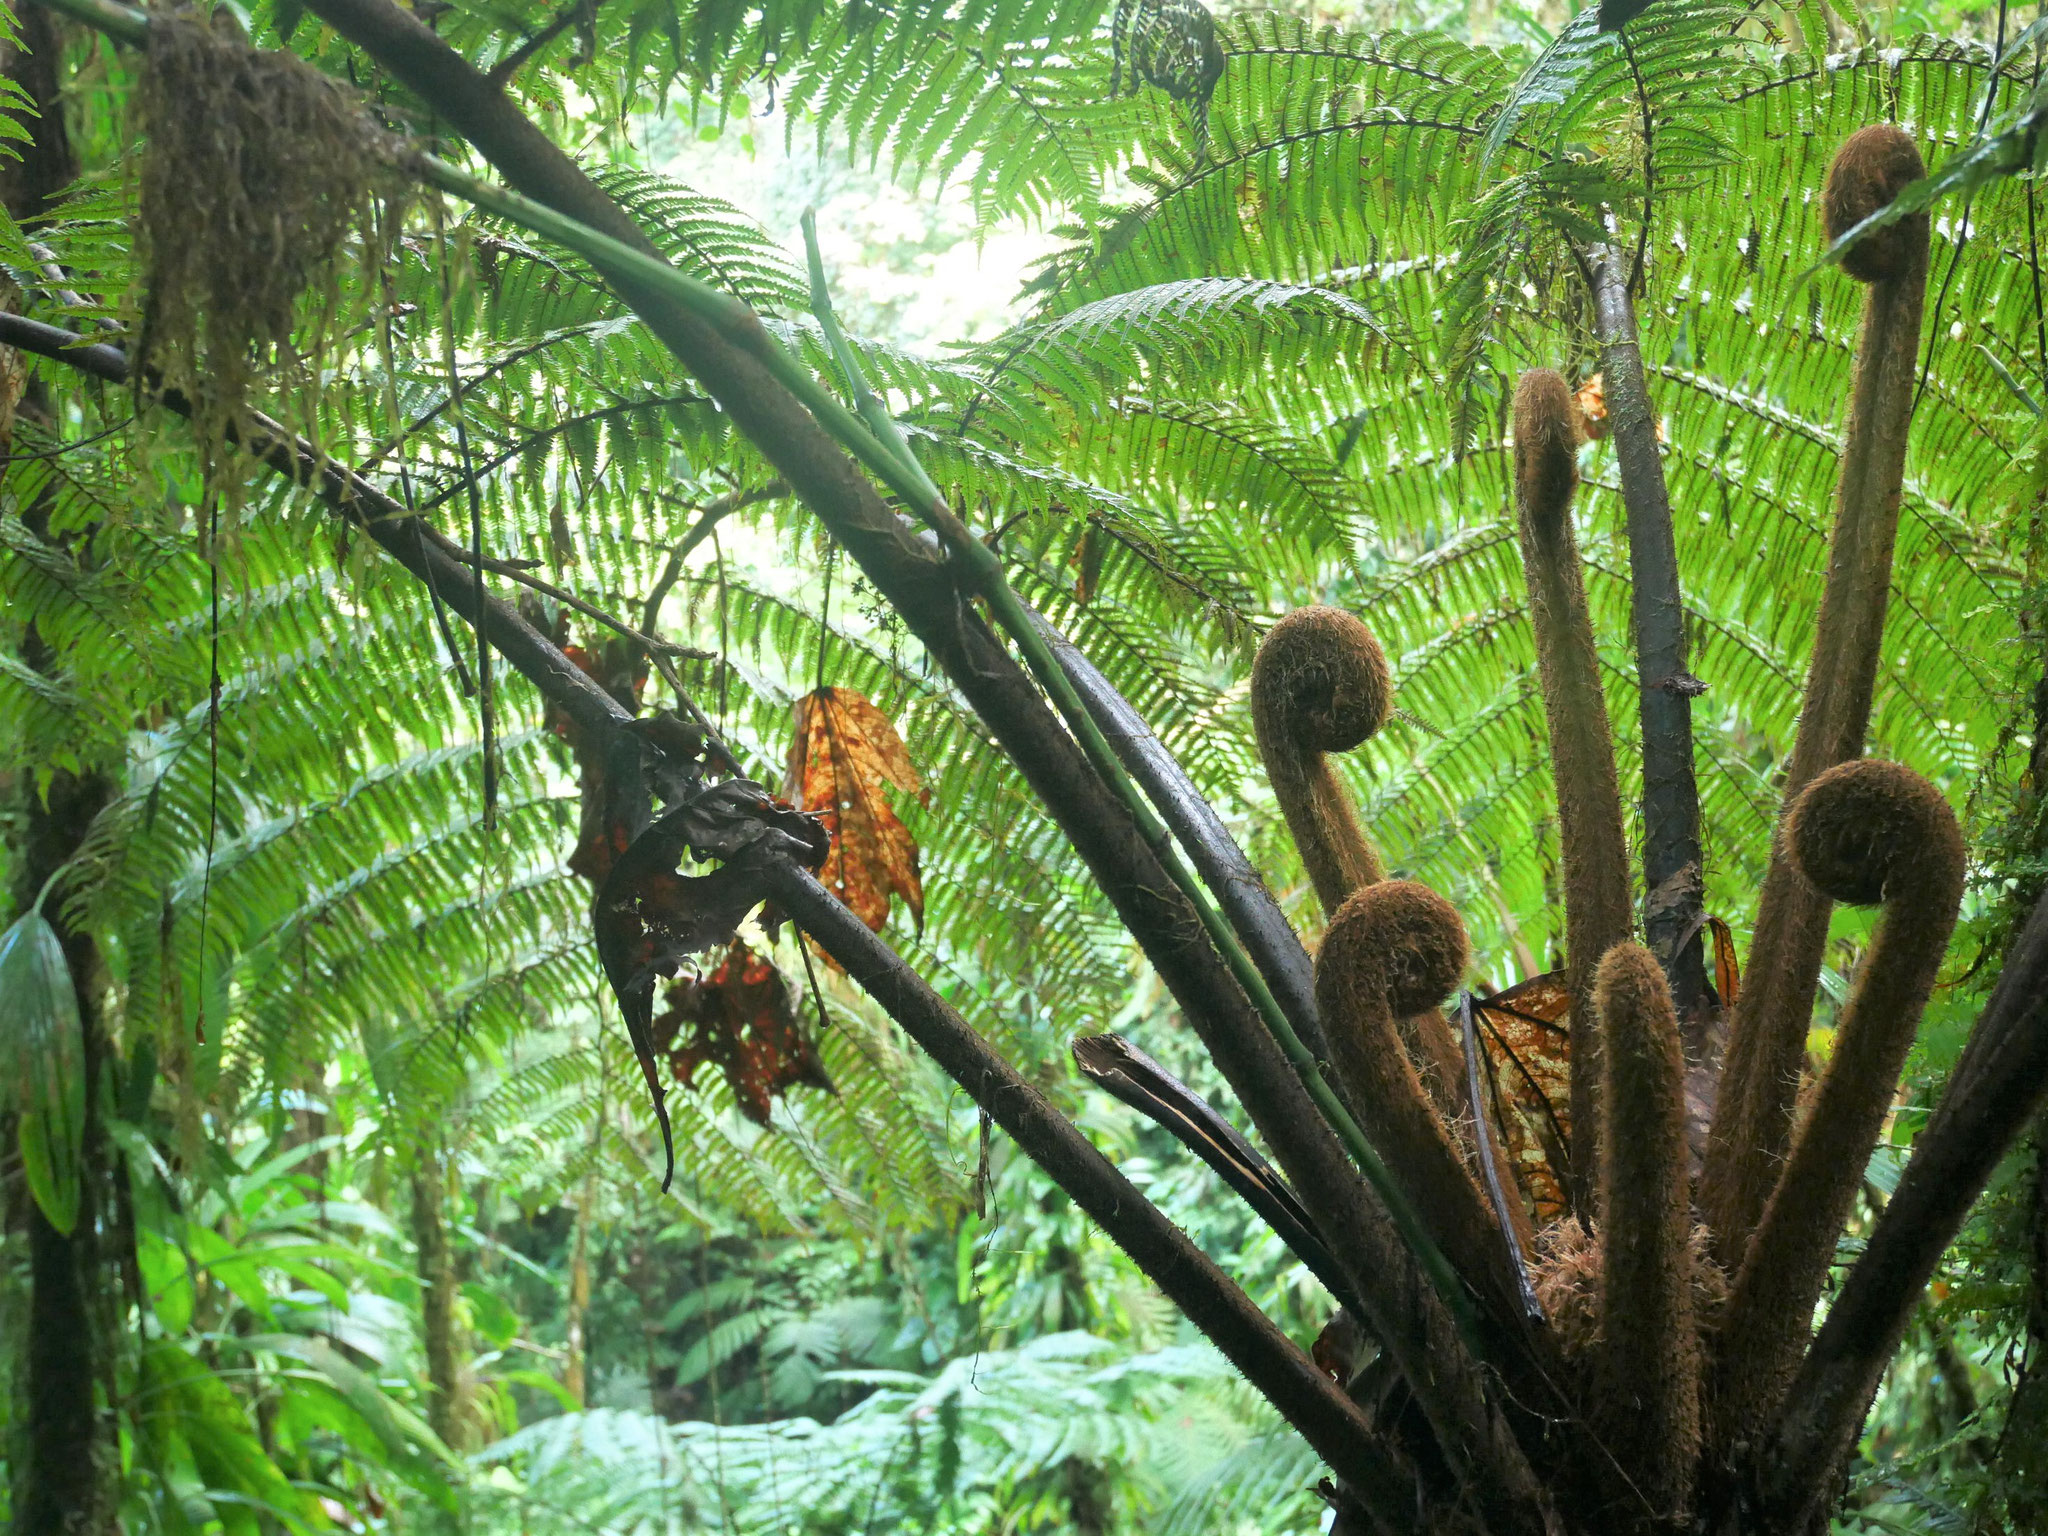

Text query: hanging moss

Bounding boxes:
[133,9,400,481]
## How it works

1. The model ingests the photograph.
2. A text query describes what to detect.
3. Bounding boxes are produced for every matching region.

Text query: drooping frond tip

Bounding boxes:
[1823,125,1929,286]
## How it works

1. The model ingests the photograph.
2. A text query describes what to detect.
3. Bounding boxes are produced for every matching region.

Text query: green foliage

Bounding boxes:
[0,911,85,1232]
[3,0,2048,1531]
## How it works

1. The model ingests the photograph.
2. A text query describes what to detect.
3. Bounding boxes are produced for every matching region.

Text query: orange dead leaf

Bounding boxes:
[1471,970,1574,1226]
[1709,915,1741,1007]
[1573,371,1666,445]
[1573,373,1609,440]
[785,686,929,933]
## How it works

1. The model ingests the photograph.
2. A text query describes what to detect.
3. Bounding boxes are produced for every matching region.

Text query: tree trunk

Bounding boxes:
[409,1148,466,1451]
[4,11,118,1531]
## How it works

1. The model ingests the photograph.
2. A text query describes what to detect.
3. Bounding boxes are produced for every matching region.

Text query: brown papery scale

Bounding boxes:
[1513,369,1634,1216]
[1315,881,1536,1322]
[1712,761,1963,1449]
[1593,943,1700,1519]
[1700,126,1932,1270]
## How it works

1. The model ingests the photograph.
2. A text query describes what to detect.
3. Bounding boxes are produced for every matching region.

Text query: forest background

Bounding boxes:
[2,0,2046,1531]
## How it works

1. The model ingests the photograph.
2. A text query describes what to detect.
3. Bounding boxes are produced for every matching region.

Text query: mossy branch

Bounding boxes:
[1593,943,1700,1517]
[1513,369,1635,1216]
[1701,126,1932,1270]
[1712,761,1962,1450]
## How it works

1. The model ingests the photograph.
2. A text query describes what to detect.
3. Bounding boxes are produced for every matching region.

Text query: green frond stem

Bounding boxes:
[1764,881,2048,1526]
[1031,607,1326,1063]
[1584,244,1710,1020]
[759,854,1427,1535]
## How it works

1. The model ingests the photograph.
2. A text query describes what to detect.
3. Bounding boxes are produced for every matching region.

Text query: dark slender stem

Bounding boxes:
[433,200,498,829]
[1763,881,2048,1524]
[1623,32,1653,292]
[764,858,1418,1530]
[1030,604,1326,1059]
[641,480,789,635]
[483,0,588,86]
[1459,992,1542,1323]
[1072,1033,1358,1312]
[1585,245,1708,1019]
[416,393,709,511]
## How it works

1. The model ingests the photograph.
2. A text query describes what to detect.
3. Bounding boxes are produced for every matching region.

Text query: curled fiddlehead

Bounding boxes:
[1702,126,1933,1266]
[1315,880,1536,1322]
[1712,760,1963,1445]
[1513,368,1634,1211]
[1252,605,1390,919]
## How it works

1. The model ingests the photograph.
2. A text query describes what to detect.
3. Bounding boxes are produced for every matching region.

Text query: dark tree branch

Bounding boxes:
[291,1,1561,1514]
[761,854,1421,1534]
[642,479,789,635]
[1585,245,1709,1020]
[1763,881,2048,1525]
[0,311,633,745]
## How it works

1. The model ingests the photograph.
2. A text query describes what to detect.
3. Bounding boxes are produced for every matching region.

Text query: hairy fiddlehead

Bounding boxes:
[1593,942,1700,1516]
[1702,126,1932,1266]
[1514,369,1634,1212]
[1315,880,1536,1320]
[1252,605,1391,919]
[1712,760,1962,1444]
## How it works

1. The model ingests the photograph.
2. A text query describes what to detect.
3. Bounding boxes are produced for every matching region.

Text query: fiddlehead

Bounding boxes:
[1593,942,1700,1516]
[1712,760,1963,1446]
[1701,126,1932,1266]
[1252,605,1390,919]
[1514,368,1634,1213]
[1315,880,1536,1322]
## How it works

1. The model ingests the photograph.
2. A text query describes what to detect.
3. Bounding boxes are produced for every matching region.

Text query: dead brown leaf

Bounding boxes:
[785,686,928,934]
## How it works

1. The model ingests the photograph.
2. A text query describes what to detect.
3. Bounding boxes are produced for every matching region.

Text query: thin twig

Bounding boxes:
[428,537,712,663]
[640,479,788,635]
[484,0,590,87]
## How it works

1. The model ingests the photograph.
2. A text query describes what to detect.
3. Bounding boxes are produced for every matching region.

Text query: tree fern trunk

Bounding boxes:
[1586,247,1710,1021]
[410,1149,466,1451]
[5,13,119,1530]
